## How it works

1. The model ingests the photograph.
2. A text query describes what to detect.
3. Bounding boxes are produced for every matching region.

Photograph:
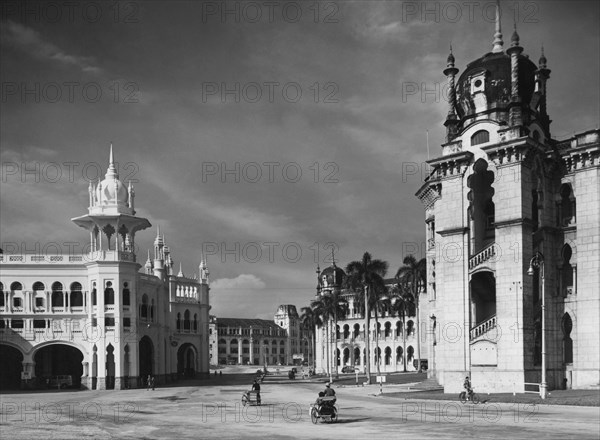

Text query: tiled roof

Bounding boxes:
[216,318,281,329]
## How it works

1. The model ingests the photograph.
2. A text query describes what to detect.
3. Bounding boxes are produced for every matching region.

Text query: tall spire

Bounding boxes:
[492,0,504,53]
[539,45,547,69]
[106,143,118,179]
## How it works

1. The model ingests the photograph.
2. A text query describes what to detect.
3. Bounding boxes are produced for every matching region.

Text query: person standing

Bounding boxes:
[252,379,261,405]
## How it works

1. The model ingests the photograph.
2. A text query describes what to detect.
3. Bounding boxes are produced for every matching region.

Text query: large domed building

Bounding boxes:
[417,3,599,394]
[0,147,212,390]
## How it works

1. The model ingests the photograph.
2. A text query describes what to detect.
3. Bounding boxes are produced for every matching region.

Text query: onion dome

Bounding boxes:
[95,145,129,208]
[319,264,346,289]
[454,51,537,120]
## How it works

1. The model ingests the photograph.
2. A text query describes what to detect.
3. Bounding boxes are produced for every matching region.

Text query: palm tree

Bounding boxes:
[345,252,389,384]
[311,293,348,380]
[370,277,388,376]
[310,295,332,376]
[396,255,426,372]
[389,283,415,372]
[300,306,322,370]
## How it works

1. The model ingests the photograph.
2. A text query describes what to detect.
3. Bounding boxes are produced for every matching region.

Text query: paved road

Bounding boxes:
[1,381,598,439]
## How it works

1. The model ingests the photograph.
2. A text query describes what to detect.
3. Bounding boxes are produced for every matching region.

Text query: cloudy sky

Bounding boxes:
[1,0,598,319]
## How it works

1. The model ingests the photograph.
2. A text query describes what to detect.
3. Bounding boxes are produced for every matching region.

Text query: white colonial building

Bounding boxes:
[0,147,211,390]
[313,263,429,376]
[417,11,599,393]
[209,305,314,366]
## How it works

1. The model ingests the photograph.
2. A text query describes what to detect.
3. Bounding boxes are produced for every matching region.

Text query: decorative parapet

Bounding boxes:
[0,251,135,264]
[174,283,200,303]
[559,130,600,172]
[441,139,463,156]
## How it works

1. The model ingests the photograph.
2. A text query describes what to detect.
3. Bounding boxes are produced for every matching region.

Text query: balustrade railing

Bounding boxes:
[470,315,497,340]
[469,243,498,270]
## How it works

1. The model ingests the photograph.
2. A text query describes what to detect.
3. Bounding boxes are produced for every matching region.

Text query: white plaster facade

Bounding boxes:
[0,148,211,390]
[313,264,429,376]
[208,305,314,366]
[417,19,600,393]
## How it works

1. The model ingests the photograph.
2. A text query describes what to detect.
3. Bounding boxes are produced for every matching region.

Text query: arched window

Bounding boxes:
[343,324,350,339]
[150,299,155,320]
[104,281,114,305]
[353,323,360,338]
[141,294,148,319]
[52,281,63,307]
[562,245,574,296]
[471,130,490,146]
[384,322,392,338]
[467,158,496,254]
[396,321,402,337]
[336,325,340,340]
[33,281,45,291]
[70,282,83,307]
[407,320,414,336]
[184,310,191,331]
[92,282,97,306]
[385,347,392,365]
[123,282,130,306]
[562,313,573,364]
[396,347,403,365]
[193,313,198,332]
[176,312,181,331]
[10,282,22,291]
[559,184,576,227]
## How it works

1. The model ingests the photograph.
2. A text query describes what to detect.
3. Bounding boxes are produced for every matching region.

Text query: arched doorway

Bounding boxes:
[470,271,497,325]
[34,344,83,388]
[139,336,154,379]
[177,343,196,378]
[0,345,23,390]
[106,344,115,390]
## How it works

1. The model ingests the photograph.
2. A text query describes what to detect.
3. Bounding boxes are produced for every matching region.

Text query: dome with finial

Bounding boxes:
[511,27,520,46]
[319,264,346,289]
[447,46,455,66]
[95,144,129,208]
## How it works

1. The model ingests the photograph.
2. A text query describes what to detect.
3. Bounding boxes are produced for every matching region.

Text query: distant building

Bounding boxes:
[209,305,313,366]
[313,263,429,375]
[416,8,599,393]
[0,147,211,390]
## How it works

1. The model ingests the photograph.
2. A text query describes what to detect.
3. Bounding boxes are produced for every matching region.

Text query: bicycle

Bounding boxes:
[459,389,480,404]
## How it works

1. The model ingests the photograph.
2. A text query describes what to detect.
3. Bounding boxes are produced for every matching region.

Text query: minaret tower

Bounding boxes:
[200,254,210,283]
[153,227,165,280]
[506,23,524,126]
[72,144,151,260]
[443,45,460,142]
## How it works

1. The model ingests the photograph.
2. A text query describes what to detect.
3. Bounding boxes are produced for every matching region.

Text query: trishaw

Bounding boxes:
[309,396,337,423]
[242,390,261,406]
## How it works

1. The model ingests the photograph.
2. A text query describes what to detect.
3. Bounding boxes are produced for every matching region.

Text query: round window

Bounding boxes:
[474,79,482,88]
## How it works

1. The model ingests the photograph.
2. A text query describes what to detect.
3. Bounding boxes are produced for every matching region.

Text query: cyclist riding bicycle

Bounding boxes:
[463,376,473,398]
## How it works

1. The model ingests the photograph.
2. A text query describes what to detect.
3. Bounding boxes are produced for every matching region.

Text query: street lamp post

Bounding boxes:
[527,252,547,399]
